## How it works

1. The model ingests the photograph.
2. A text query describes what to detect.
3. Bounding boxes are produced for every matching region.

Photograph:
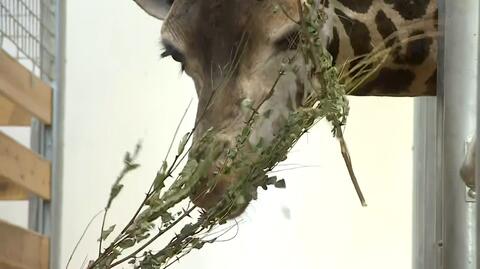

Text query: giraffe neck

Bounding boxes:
[322,0,438,97]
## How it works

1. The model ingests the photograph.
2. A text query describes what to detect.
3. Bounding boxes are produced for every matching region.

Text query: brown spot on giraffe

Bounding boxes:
[395,30,433,65]
[334,8,374,57]
[384,0,430,20]
[425,68,437,95]
[327,26,340,64]
[375,9,398,47]
[356,68,416,95]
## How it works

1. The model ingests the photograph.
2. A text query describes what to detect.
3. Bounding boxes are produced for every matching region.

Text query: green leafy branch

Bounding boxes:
[75,1,401,268]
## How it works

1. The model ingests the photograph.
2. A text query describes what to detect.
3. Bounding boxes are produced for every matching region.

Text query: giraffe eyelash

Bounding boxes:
[161,43,186,71]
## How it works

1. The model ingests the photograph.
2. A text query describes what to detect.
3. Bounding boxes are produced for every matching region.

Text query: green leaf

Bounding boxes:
[146,194,161,207]
[226,148,238,159]
[177,132,190,155]
[110,184,124,202]
[191,238,205,249]
[126,163,140,172]
[160,212,173,223]
[135,233,150,243]
[274,179,286,189]
[266,176,277,185]
[180,224,196,235]
[124,152,132,163]
[241,98,253,111]
[241,127,251,138]
[255,138,265,152]
[161,160,168,173]
[153,172,167,190]
[118,238,136,249]
[180,159,198,177]
[100,225,116,241]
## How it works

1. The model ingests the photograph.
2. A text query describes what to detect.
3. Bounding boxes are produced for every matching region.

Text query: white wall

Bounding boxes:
[0,127,30,228]
[60,1,413,268]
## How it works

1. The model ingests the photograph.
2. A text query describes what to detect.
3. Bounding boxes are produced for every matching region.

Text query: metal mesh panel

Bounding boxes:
[0,0,56,80]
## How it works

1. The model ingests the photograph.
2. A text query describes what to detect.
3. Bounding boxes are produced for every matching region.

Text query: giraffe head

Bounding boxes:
[134,0,437,216]
[135,0,312,215]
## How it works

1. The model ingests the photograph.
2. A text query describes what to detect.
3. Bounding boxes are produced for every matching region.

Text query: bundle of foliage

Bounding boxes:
[71,1,399,268]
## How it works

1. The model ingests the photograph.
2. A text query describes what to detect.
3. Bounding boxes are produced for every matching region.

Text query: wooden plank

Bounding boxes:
[0,95,31,126]
[0,131,51,200]
[0,220,49,269]
[0,178,29,200]
[0,260,24,269]
[0,50,51,125]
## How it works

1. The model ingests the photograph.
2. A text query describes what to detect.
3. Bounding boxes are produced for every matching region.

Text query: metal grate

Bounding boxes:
[0,0,56,80]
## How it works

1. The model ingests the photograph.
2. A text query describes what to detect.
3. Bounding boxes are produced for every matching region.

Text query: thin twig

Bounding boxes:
[97,210,108,256]
[98,143,142,257]
[66,210,103,269]
[91,75,223,268]
[109,206,197,268]
[336,128,367,207]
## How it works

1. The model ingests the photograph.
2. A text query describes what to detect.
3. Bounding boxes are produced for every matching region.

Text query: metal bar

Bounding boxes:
[414,0,479,268]
[441,0,478,267]
[47,0,65,267]
[413,97,443,269]
[29,120,47,232]
[477,0,480,267]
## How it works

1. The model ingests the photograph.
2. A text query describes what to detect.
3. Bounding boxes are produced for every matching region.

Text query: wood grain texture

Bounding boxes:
[0,132,51,200]
[0,178,29,200]
[0,50,51,124]
[0,95,31,126]
[0,220,49,269]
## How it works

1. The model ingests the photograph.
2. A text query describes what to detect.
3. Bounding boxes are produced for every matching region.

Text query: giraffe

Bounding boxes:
[133,0,474,214]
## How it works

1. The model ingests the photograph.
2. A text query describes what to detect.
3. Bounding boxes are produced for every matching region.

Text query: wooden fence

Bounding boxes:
[0,49,51,269]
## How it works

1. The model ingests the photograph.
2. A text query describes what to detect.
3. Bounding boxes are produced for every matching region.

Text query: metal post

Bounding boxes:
[414,0,478,268]
[441,0,478,266]
[48,0,66,268]
[27,0,65,268]
[413,96,442,269]
[477,0,480,267]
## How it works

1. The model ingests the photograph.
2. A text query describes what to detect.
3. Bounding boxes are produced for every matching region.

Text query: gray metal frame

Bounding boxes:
[0,0,55,79]
[0,0,64,268]
[413,0,479,268]
[48,0,65,268]
[477,0,480,267]
[413,97,442,268]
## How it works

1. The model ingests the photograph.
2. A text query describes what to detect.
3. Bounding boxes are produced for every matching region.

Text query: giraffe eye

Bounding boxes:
[275,30,300,51]
[161,42,186,70]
